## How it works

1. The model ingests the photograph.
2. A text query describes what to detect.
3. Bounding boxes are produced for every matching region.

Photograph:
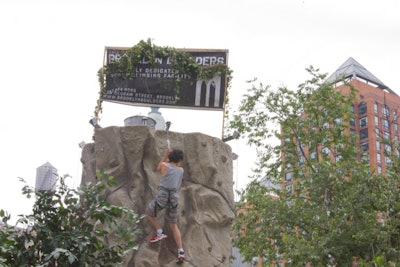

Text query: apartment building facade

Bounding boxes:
[326,57,400,174]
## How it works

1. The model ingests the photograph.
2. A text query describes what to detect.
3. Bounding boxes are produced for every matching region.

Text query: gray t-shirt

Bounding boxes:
[159,163,184,191]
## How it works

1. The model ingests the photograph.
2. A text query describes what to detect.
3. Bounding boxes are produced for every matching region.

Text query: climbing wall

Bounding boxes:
[81,126,235,267]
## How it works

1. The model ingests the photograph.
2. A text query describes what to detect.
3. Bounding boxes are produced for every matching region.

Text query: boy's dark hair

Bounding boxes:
[168,149,184,163]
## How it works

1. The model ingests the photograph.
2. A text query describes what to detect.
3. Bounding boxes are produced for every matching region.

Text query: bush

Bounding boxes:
[0,170,141,267]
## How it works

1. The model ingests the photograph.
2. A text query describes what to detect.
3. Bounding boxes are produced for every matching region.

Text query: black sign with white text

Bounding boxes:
[101,48,229,110]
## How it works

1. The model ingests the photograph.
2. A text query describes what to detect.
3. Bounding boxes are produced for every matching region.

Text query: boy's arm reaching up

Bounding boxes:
[157,149,170,175]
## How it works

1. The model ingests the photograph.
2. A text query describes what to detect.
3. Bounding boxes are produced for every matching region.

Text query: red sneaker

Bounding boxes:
[149,233,167,243]
[176,251,185,264]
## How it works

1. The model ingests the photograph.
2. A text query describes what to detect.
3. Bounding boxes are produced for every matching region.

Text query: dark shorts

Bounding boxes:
[146,187,179,224]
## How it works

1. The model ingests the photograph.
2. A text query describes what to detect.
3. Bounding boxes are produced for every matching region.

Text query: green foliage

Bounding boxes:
[95,38,232,119]
[229,67,400,266]
[0,170,141,267]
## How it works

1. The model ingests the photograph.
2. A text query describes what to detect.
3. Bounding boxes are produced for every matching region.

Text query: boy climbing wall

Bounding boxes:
[146,148,185,264]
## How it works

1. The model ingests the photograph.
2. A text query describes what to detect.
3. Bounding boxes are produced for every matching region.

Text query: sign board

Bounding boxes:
[101,47,229,110]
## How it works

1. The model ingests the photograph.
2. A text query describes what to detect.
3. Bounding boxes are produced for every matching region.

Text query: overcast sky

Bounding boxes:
[1,0,399,222]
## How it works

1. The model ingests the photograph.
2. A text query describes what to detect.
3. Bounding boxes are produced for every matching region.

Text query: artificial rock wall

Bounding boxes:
[80,126,235,267]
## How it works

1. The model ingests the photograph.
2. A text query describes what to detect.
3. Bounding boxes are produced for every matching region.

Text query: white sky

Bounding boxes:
[1,0,399,222]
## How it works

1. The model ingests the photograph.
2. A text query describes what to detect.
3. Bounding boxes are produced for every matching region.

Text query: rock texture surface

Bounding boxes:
[81,126,235,267]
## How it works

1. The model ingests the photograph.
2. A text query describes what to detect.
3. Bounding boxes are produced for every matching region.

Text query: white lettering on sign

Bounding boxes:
[195,56,225,66]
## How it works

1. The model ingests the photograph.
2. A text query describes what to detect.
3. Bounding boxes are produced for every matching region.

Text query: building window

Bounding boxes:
[285,172,293,182]
[351,104,355,113]
[382,105,390,117]
[386,156,392,165]
[385,144,392,153]
[376,141,380,151]
[308,141,313,149]
[375,128,381,138]
[375,116,379,126]
[384,131,391,139]
[359,117,368,127]
[310,151,317,161]
[360,128,368,139]
[383,119,389,129]
[360,142,369,152]
[377,153,381,164]
[298,169,306,180]
[377,166,382,174]
[395,123,399,134]
[374,102,378,114]
[334,118,342,128]
[298,156,305,166]
[361,153,370,163]
[322,147,330,156]
[296,144,304,154]
[350,118,355,127]
[285,162,292,170]
[358,102,367,115]
[286,184,293,194]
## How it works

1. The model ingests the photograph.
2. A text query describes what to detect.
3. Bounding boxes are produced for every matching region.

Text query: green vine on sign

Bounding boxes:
[94,38,232,120]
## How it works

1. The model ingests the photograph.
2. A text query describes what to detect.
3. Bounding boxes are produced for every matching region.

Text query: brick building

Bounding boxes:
[326,57,400,174]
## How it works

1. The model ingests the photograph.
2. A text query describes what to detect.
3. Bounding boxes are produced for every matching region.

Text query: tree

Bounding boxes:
[229,67,400,266]
[0,170,141,267]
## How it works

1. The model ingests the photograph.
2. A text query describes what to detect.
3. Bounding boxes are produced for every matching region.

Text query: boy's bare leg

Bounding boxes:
[146,210,161,230]
[169,223,182,248]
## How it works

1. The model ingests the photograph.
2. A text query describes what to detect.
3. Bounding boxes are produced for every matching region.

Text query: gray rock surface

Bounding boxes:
[81,126,235,266]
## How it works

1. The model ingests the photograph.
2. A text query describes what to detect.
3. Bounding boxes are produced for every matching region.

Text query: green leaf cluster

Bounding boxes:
[229,67,400,266]
[0,170,141,267]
